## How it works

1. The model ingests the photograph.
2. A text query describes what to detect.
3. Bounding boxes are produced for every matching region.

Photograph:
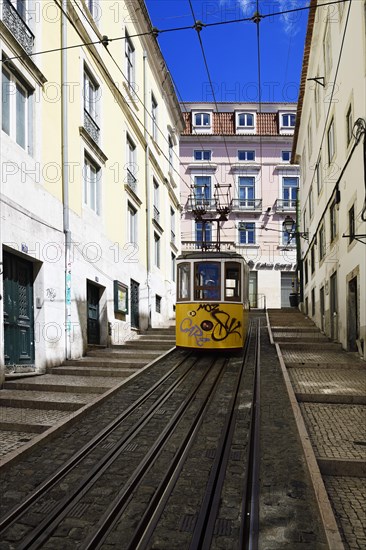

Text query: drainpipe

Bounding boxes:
[296,189,303,305]
[143,51,151,327]
[62,0,71,359]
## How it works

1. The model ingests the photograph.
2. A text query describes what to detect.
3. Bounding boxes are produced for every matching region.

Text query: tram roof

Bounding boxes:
[177,251,246,262]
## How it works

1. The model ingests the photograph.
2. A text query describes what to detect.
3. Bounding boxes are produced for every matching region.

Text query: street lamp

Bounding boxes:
[282,215,309,241]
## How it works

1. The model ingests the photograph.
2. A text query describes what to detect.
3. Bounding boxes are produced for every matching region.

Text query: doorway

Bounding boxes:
[320,286,325,332]
[3,251,35,366]
[87,281,100,345]
[130,279,140,329]
[347,276,358,351]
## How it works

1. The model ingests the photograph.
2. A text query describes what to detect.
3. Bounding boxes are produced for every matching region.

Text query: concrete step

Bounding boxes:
[87,349,160,358]
[271,326,320,333]
[278,342,343,350]
[123,340,175,349]
[3,374,120,394]
[61,357,148,367]
[49,366,139,377]
[0,389,97,410]
[0,406,73,432]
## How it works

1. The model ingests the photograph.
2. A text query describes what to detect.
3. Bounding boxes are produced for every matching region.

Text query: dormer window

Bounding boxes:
[237,113,254,127]
[194,112,211,127]
[281,113,296,128]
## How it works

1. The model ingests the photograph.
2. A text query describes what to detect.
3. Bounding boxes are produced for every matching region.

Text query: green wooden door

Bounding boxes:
[3,252,35,366]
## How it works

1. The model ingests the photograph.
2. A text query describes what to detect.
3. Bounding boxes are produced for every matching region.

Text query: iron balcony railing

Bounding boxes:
[181,241,235,251]
[185,197,217,211]
[153,205,160,223]
[2,0,34,55]
[84,109,100,145]
[274,198,296,212]
[126,168,137,193]
[231,198,262,211]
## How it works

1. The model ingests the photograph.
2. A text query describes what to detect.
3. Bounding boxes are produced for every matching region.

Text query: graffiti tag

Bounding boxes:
[180,318,211,347]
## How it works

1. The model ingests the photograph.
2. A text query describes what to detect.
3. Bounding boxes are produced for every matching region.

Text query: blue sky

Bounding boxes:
[144,0,310,103]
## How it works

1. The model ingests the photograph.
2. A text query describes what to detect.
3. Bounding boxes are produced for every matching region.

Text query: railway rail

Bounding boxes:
[0,321,261,549]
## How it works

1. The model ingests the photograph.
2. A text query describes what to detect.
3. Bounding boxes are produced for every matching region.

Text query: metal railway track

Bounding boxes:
[0,322,261,549]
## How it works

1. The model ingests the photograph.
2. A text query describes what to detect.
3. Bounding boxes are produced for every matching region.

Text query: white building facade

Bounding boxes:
[0,0,183,381]
[292,0,366,358]
[180,102,300,309]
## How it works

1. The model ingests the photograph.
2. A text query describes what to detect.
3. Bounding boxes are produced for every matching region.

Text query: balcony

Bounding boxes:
[126,168,137,193]
[84,109,100,145]
[181,241,235,251]
[231,198,262,212]
[274,199,296,212]
[185,197,217,212]
[2,0,34,55]
[153,205,160,224]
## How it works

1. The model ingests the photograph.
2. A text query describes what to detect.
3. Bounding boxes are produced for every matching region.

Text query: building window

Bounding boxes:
[194,176,211,206]
[154,232,160,267]
[83,67,99,121]
[2,64,33,153]
[311,287,315,316]
[319,224,326,260]
[168,135,174,171]
[281,113,296,128]
[281,151,291,162]
[238,176,255,208]
[346,104,353,146]
[126,134,137,192]
[323,25,332,79]
[316,156,323,195]
[327,118,335,164]
[237,112,254,128]
[330,200,337,241]
[303,208,307,237]
[311,246,315,274]
[314,77,321,124]
[304,257,308,285]
[171,253,176,282]
[283,177,298,209]
[194,150,211,161]
[125,31,135,89]
[128,202,137,244]
[194,112,211,127]
[151,93,158,141]
[170,207,176,244]
[307,119,312,160]
[348,205,355,244]
[239,222,255,245]
[238,150,255,161]
[86,0,99,20]
[153,179,159,223]
[309,185,314,218]
[155,295,162,313]
[83,154,101,214]
[196,222,212,246]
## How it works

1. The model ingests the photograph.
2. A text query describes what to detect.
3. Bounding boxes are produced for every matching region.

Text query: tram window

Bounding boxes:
[177,263,191,301]
[194,262,220,300]
[225,263,241,300]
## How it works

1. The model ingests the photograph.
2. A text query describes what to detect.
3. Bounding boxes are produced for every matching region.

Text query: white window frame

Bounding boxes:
[192,111,212,133]
[280,113,296,130]
[151,93,158,141]
[83,153,101,214]
[238,222,255,245]
[86,0,100,23]
[2,63,33,154]
[154,232,161,268]
[236,112,255,133]
[238,150,255,161]
[316,156,323,195]
[83,65,99,123]
[194,150,211,161]
[323,24,332,80]
[125,31,135,89]
[346,104,353,146]
[281,150,291,162]
[327,118,335,164]
[126,133,137,190]
[128,202,137,244]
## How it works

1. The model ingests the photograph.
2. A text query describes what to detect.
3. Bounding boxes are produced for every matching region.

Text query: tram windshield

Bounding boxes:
[194,262,220,300]
[225,262,241,301]
[177,263,190,301]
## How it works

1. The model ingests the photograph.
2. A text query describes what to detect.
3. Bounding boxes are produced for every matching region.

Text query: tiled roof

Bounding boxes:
[182,111,288,136]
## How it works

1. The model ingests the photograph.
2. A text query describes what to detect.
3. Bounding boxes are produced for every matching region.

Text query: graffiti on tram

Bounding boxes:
[180,303,242,346]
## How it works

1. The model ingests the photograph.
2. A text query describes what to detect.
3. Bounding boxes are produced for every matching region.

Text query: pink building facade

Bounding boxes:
[180,102,300,308]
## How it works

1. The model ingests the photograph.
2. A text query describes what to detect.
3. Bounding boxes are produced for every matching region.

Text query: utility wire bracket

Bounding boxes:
[193,20,205,33]
[307,77,325,87]
[252,11,263,24]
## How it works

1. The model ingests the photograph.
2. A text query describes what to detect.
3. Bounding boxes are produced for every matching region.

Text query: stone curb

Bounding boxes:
[275,343,345,550]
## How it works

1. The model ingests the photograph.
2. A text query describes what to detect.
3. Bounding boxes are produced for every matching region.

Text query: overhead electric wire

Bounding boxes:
[3,1,349,66]
[187,0,237,202]
[49,0,192,195]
